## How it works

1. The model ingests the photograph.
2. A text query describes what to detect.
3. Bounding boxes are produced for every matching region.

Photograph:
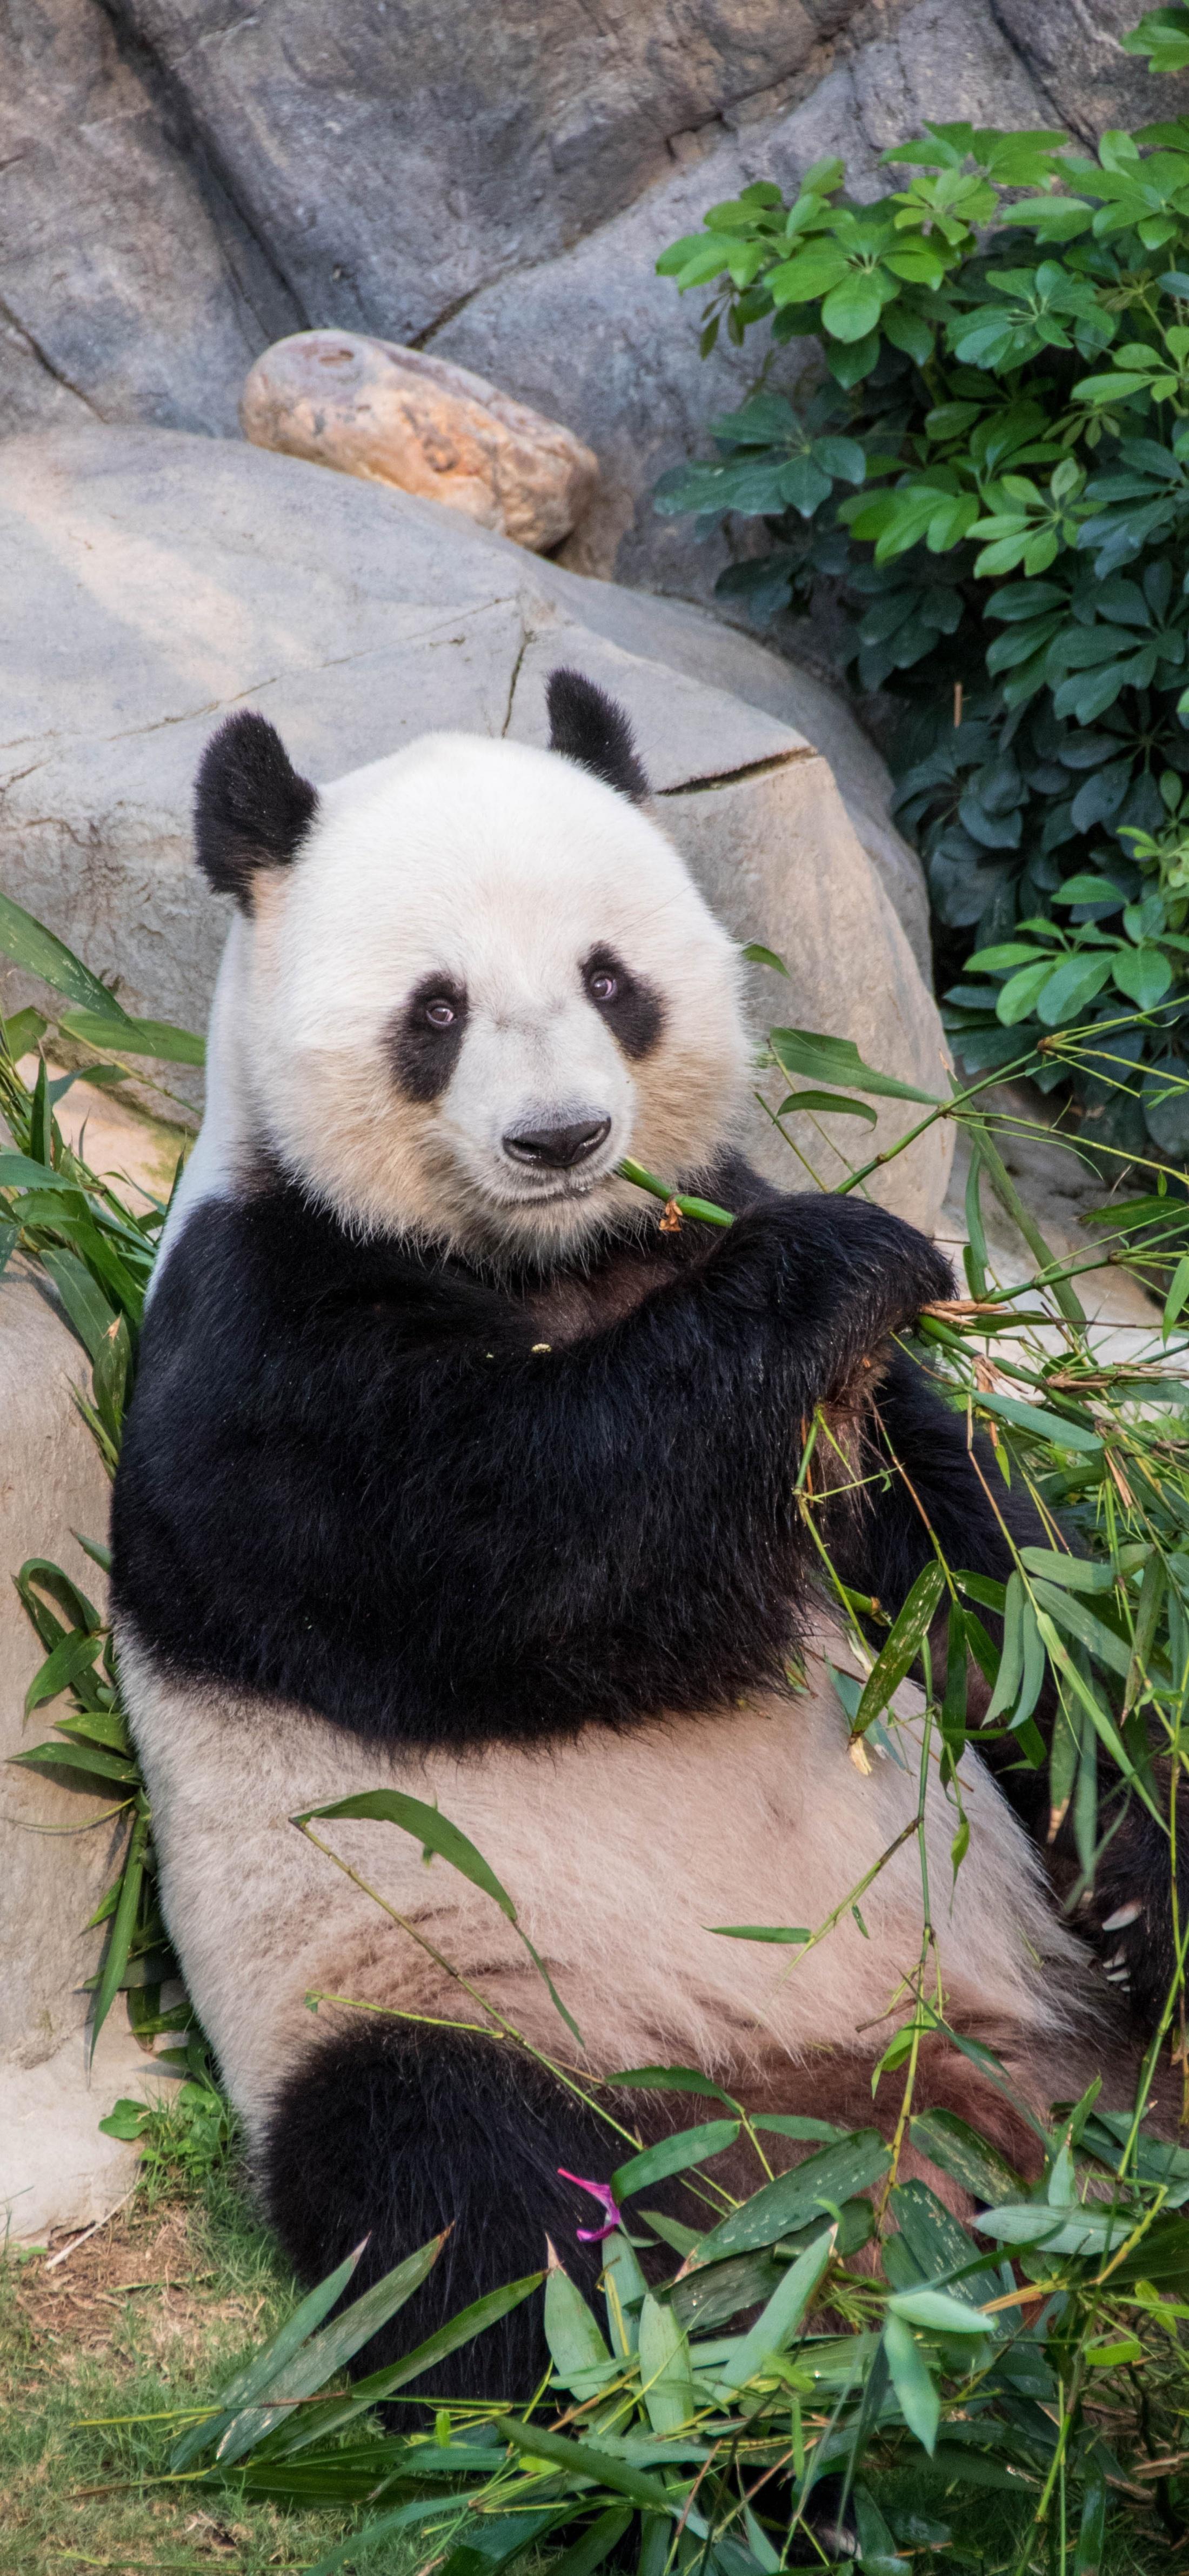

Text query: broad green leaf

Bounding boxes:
[214,2234,445,2465]
[502,2419,668,2510]
[974,1392,1101,1452]
[37,1247,118,1366]
[90,1804,149,2055]
[670,2246,786,2334]
[1030,1577,1131,1677]
[883,2313,940,2452]
[693,2131,890,2262]
[58,1008,205,1065]
[741,942,789,975]
[545,2257,614,2395]
[996,958,1059,1024]
[886,2286,992,2335]
[853,1562,945,1735]
[821,271,885,343]
[769,1026,938,1104]
[23,1627,102,1715]
[600,2228,647,2358]
[1163,1250,1189,1339]
[1036,953,1115,1025]
[638,2291,696,2431]
[0,890,133,1023]
[890,2178,981,2293]
[717,2224,834,2389]
[1112,943,1174,1008]
[777,1089,878,1126]
[975,2201,1117,2256]
[612,2118,740,2202]
[9,1739,138,1787]
[288,2273,546,2448]
[608,2064,738,2105]
[707,1924,810,1944]
[171,2244,369,2469]
[1017,1547,1115,1593]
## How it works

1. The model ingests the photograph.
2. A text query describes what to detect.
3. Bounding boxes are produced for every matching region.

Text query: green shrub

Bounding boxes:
[654,5,1189,1162]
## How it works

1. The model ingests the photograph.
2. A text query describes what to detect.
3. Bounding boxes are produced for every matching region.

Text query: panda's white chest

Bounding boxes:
[118,1622,1078,2139]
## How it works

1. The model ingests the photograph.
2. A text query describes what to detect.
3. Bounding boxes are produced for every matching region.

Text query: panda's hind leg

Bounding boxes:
[260,2021,623,2399]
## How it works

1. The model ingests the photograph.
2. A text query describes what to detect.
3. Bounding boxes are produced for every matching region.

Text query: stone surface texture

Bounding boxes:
[241,331,598,550]
[0,1265,149,2241]
[4,1,1186,595]
[0,426,950,1229]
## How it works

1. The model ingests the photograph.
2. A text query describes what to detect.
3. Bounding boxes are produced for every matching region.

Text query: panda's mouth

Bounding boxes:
[493,1168,609,1208]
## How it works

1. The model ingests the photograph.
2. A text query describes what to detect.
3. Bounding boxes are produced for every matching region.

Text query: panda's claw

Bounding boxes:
[1101,1902,1143,1934]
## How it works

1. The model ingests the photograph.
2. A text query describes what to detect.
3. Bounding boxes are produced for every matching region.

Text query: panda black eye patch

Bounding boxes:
[387,975,469,1102]
[581,945,664,1060]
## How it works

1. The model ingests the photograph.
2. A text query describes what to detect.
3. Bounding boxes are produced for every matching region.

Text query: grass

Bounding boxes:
[0,2107,358,2575]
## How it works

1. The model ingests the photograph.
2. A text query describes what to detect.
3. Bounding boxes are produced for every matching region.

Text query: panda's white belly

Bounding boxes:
[118,1622,1084,2142]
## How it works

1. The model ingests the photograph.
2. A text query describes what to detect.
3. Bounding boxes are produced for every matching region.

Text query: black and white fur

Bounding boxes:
[112,675,1143,2395]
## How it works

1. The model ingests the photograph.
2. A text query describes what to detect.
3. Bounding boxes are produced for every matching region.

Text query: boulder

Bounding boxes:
[0,426,952,1230]
[0,1266,148,2242]
[241,331,598,551]
[105,0,866,345]
[0,0,296,444]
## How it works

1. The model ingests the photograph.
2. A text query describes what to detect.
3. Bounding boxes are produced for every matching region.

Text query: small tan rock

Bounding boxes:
[240,329,598,552]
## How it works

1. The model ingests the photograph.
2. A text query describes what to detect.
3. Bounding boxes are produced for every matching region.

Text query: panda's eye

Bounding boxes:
[588,970,618,1004]
[424,997,456,1028]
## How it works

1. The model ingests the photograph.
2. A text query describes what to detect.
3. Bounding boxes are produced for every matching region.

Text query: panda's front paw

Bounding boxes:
[1086,1894,1145,2004]
[1080,1867,1177,2029]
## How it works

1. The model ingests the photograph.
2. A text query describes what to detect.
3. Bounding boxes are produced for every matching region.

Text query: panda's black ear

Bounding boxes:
[195,711,318,906]
[545,668,649,804]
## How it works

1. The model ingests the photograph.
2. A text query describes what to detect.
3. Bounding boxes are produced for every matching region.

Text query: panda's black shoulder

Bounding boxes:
[139,1173,512,1364]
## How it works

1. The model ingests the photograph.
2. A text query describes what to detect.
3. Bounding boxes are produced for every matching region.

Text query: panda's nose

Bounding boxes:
[503,1116,612,1170]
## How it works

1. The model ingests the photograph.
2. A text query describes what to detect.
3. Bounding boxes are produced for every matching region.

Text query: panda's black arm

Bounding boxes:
[113,1184,951,1749]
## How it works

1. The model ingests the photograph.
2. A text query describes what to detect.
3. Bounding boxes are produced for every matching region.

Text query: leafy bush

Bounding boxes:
[0,889,200,2058]
[654,6,1189,1163]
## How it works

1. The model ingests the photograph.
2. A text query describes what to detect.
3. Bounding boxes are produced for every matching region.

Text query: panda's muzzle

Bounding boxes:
[503,1116,612,1171]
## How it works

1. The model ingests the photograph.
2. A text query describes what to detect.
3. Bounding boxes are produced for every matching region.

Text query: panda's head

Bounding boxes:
[194,671,749,1263]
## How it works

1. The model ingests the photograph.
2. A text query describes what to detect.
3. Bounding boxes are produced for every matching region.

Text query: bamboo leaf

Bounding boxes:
[545,2257,613,2396]
[0,890,133,1022]
[58,1008,205,1066]
[693,2133,890,2263]
[854,1562,945,1735]
[612,2121,740,2202]
[89,1801,149,2053]
[214,2234,446,2466]
[278,2273,546,2452]
[771,1026,938,1104]
[503,2419,669,2508]
[638,2292,696,2431]
[717,2224,834,2389]
[23,1627,102,1714]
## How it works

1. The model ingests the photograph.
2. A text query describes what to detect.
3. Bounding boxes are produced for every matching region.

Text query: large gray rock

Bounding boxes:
[0,426,951,1232]
[0,1266,148,2243]
[992,0,1177,145]
[0,0,296,442]
[105,0,869,343]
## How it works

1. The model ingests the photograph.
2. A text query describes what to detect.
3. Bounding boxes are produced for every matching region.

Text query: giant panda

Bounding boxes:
[111,671,1158,2395]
